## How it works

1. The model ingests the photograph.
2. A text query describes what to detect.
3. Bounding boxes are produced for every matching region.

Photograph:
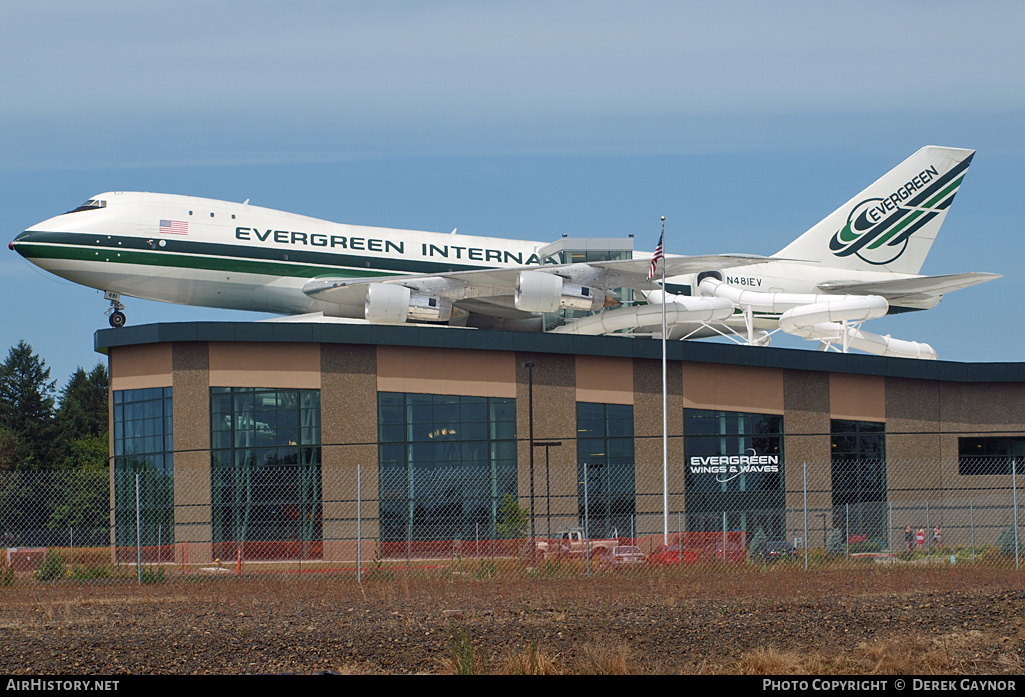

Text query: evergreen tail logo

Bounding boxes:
[828,153,973,265]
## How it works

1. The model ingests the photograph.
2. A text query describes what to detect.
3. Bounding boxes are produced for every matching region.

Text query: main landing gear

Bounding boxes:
[104,291,127,328]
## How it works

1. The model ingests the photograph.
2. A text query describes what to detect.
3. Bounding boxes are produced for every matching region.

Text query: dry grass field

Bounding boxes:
[1,559,1024,675]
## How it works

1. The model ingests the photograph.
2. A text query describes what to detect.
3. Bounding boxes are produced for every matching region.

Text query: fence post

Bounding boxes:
[722,511,727,562]
[357,463,362,583]
[803,462,808,571]
[926,501,931,551]
[1013,459,1019,570]
[135,473,141,585]
[845,504,850,558]
[888,501,892,565]
[970,499,975,557]
[583,466,590,577]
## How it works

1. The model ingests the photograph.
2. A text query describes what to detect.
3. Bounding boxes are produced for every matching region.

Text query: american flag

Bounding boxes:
[159,219,189,235]
[647,230,664,281]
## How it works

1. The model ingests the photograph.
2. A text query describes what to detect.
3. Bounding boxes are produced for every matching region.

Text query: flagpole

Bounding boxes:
[660,216,668,546]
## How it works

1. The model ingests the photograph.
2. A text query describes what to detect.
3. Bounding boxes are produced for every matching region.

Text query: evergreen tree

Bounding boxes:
[52,364,109,467]
[0,342,57,468]
[748,526,768,559]
[826,527,846,558]
[0,426,19,472]
[496,493,529,539]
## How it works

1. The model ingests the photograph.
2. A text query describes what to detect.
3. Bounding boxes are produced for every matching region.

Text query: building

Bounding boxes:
[97,322,1025,563]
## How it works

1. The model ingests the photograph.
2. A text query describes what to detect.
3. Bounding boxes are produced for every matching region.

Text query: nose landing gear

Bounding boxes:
[104,291,127,328]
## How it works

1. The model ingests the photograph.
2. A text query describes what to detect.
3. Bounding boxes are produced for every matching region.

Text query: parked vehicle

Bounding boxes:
[754,540,800,562]
[712,540,747,564]
[535,528,619,560]
[600,545,645,570]
[647,543,700,567]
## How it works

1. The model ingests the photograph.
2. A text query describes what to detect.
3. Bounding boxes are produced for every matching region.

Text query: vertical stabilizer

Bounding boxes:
[772,146,974,275]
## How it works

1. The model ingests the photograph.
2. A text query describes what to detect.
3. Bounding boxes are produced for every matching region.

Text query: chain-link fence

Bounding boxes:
[0,459,1022,585]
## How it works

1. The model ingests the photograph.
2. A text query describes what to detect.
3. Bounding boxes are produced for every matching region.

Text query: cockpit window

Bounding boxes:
[66,199,107,214]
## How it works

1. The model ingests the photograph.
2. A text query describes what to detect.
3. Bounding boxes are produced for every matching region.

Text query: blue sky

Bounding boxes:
[3,1,1024,386]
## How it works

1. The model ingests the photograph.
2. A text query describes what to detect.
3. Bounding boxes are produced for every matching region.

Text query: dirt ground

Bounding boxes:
[1,564,1024,675]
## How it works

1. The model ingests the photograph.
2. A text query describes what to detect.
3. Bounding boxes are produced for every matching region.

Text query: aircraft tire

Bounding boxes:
[109,311,127,329]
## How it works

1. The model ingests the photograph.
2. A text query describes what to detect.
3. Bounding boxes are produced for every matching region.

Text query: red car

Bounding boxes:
[647,544,700,567]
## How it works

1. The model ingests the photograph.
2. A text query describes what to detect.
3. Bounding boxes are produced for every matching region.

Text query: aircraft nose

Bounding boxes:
[10,229,39,257]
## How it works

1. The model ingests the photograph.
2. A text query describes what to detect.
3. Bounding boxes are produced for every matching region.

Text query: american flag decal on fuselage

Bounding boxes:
[159,220,189,235]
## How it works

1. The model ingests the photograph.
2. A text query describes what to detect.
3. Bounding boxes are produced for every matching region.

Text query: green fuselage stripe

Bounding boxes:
[13,232,499,278]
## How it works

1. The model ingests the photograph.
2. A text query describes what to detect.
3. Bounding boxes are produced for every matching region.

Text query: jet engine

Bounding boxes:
[364,284,453,324]
[514,271,605,313]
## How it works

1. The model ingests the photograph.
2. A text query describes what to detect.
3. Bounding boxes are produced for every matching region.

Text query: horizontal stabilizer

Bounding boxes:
[817,272,1001,307]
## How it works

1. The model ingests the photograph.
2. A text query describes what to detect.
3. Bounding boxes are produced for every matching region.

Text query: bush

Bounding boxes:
[36,552,65,581]
[496,494,528,539]
[995,525,1023,557]
[826,528,846,558]
[70,564,119,581]
[140,566,166,584]
[748,527,767,559]
[473,558,498,580]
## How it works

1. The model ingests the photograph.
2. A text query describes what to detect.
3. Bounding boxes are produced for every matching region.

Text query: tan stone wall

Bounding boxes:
[783,370,831,512]
[171,342,212,563]
[109,343,173,391]
[576,355,633,405]
[517,354,577,535]
[321,345,379,560]
[209,342,320,388]
[682,363,784,414]
[633,358,685,535]
[830,374,885,422]
[377,346,516,397]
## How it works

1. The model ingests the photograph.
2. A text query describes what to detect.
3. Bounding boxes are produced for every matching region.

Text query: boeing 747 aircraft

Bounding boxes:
[10,146,999,359]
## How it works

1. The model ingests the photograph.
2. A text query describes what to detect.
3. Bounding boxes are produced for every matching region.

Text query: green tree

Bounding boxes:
[826,527,846,558]
[0,341,57,468]
[496,493,529,539]
[748,526,768,559]
[52,364,109,467]
[0,426,19,472]
[996,524,1023,557]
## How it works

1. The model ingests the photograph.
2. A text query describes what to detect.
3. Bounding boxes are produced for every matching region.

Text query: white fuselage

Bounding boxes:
[13,190,926,329]
[14,191,554,317]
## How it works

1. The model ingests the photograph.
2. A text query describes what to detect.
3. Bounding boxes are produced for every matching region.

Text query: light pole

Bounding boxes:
[533,441,562,538]
[524,362,536,546]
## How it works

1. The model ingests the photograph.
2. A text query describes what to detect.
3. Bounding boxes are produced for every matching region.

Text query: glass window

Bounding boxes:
[209,388,322,559]
[830,419,886,542]
[683,408,785,540]
[958,437,1025,475]
[577,402,635,539]
[684,409,783,494]
[378,392,517,546]
[112,387,174,548]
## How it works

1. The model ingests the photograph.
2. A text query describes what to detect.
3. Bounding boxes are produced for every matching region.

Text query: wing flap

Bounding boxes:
[817,272,1001,306]
[303,253,775,306]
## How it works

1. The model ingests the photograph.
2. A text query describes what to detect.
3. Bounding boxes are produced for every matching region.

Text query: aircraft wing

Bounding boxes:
[302,253,772,309]
[817,272,1001,307]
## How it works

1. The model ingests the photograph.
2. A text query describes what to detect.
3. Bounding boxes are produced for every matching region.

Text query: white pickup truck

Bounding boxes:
[535,527,620,560]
